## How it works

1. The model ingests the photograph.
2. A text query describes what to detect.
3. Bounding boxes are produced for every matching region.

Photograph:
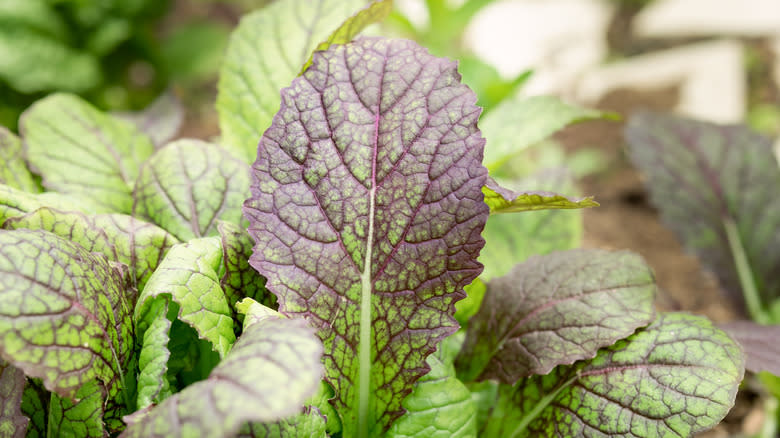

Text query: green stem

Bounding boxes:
[723,218,769,323]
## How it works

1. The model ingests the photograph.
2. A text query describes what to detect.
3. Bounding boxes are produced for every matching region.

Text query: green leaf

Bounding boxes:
[216,0,389,163]
[0,28,100,94]
[0,229,133,401]
[20,380,47,438]
[3,207,179,290]
[0,0,68,40]
[47,381,106,438]
[481,96,614,172]
[478,170,584,281]
[244,38,489,437]
[112,91,184,148]
[456,249,656,383]
[483,177,598,213]
[121,312,324,438]
[386,354,477,438]
[0,359,28,438]
[626,112,780,320]
[135,238,235,360]
[239,408,329,438]
[217,221,272,316]
[0,126,38,193]
[134,299,173,410]
[484,313,744,437]
[20,93,154,213]
[132,140,249,241]
[0,184,109,225]
[161,21,230,83]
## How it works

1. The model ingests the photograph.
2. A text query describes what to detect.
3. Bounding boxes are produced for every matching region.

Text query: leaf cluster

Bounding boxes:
[0,1,758,437]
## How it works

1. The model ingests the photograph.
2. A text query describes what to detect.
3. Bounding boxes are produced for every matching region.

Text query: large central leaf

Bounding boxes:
[244,37,488,437]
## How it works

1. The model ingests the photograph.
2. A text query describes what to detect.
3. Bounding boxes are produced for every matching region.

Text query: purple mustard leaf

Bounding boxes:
[456,249,656,384]
[626,112,780,316]
[0,359,29,437]
[720,320,780,376]
[244,37,488,436]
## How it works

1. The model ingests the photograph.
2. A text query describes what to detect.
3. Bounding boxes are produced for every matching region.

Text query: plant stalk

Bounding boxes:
[723,218,769,324]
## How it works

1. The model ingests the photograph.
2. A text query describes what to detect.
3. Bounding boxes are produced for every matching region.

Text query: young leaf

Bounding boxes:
[244,38,488,436]
[386,354,477,438]
[3,207,179,290]
[720,320,780,376]
[0,359,28,438]
[483,177,598,213]
[132,140,250,242]
[20,93,154,213]
[135,238,236,361]
[484,313,744,437]
[120,311,324,438]
[20,380,47,438]
[47,381,106,438]
[0,183,109,224]
[135,299,173,410]
[0,126,38,193]
[626,112,780,317]
[456,249,656,383]
[217,0,389,163]
[477,170,584,282]
[112,91,184,148]
[0,229,133,401]
[481,96,614,172]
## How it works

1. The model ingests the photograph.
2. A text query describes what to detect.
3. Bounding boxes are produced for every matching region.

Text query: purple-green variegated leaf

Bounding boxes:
[20,93,154,213]
[244,37,488,436]
[132,139,250,242]
[720,320,780,376]
[0,229,133,402]
[47,381,107,437]
[484,313,744,437]
[456,249,656,383]
[483,177,598,213]
[626,112,780,313]
[2,207,179,291]
[217,221,272,316]
[0,126,39,193]
[121,305,323,438]
[0,359,28,438]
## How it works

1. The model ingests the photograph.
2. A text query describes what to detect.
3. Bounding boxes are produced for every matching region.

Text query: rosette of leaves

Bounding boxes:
[0,1,751,437]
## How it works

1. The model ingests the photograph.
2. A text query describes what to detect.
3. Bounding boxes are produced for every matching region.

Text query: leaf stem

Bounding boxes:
[723,218,769,324]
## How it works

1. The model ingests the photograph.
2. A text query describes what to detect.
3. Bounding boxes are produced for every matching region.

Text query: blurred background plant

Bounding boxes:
[0,0,273,131]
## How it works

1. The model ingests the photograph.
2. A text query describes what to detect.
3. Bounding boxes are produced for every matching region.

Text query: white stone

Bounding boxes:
[574,39,746,123]
[635,0,780,38]
[463,0,614,95]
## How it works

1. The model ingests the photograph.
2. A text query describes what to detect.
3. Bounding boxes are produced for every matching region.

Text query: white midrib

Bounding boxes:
[357,110,380,438]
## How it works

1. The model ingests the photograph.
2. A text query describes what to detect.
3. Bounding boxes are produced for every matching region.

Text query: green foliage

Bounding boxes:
[0,1,755,437]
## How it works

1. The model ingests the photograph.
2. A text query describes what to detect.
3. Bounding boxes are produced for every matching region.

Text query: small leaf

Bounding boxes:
[626,112,780,313]
[386,354,477,438]
[112,91,184,148]
[481,96,614,171]
[217,0,389,163]
[132,140,250,241]
[47,382,105,438]
[135,300,173,410]
[3,207,179,290]
[0,126,38,192]
[483,313,744,437]
[0,359,28,438]
[483,177,598,213]
[217,222,272,316]
[20,380,47,438]
[135,238,235,360]
[456,249,656,383]
[0,183,109,224]
[0,229,133,401]
[20,93,154,213]
[720,320,780,376]
[120,313,324,438]
[244,37,489,436]
[477,170,584,281]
